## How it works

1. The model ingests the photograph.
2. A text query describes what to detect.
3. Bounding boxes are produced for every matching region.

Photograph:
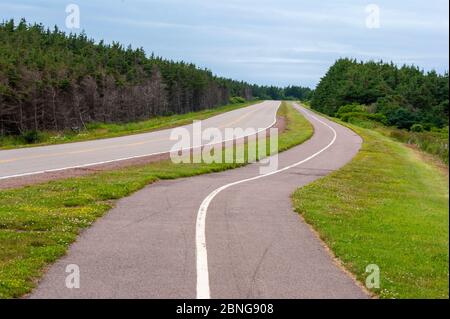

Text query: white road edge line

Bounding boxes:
[195,104,338,299]
[0,102,281,180]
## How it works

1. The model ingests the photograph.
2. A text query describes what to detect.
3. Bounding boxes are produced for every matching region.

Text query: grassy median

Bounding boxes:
[292,118,449,298]
[0,102,313,298]
[0,100,260,149]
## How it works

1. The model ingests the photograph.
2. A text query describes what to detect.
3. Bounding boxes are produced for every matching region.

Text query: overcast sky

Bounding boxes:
[1,0,448,87]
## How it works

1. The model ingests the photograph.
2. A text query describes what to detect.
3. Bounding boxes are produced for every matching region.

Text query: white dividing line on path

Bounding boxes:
[0,103,280,181]
[195,105,338,299]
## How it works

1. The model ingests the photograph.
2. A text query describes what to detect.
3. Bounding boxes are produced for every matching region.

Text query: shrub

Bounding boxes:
[340,112,387,124]
[229,96,246,104]
[22,130,43,144]
[411,124,424,132]
[336,104,367,118]
[386,108,418,129]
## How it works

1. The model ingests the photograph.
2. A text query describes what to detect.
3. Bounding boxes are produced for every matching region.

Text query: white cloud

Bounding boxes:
[0,0,447,86]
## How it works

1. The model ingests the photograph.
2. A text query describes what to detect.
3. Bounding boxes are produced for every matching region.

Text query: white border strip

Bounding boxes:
[0,102,280,180]
[195,105,338,299]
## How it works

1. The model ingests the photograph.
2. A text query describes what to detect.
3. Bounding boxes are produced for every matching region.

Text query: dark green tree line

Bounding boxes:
[311,58,449,129]
[0,19,254,135]
[0,19,313,135]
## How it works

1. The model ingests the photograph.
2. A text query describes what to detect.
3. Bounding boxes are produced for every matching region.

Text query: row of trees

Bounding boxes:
[251,85,313,101]
[311,58,449,129]
[2,19,300,135]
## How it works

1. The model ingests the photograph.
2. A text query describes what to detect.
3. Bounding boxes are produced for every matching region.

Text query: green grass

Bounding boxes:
[0,100,260,149]
[0,101,313,299]
[292,118,449,299]
[383,127,448,165]
[339,116,449,165]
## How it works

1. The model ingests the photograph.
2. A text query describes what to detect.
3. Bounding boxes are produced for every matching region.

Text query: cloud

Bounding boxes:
[229,57,327,65]
[0,3,41,11]
[0,0,448,87]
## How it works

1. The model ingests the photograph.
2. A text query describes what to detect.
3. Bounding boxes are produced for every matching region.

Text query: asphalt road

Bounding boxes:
[0,101,280,180]
[30,103,367,299]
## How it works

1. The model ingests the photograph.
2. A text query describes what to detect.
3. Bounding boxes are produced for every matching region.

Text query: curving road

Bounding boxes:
[30,103,367,299]
[0,101,279,180]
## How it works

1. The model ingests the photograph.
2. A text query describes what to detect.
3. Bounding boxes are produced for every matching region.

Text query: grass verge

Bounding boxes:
[0,101,313,298]
[292,117,449,299]
[0,100,260,150]
[337,116,449,166]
